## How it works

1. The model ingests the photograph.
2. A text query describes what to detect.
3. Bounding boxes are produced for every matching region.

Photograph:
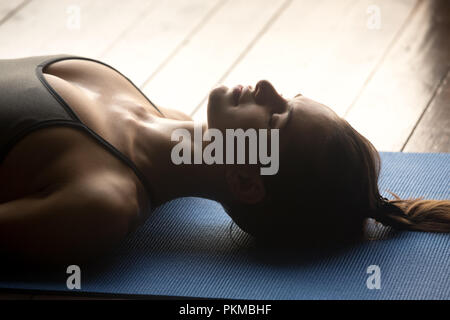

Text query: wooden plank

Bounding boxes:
[0,0,30,26]
[0,0,159,59]
[140,0,289,116]
[193,0,356,121]
[403,69,450,153]
[345,0,450,151]
[101,0,224,86]
[193,0,418,121]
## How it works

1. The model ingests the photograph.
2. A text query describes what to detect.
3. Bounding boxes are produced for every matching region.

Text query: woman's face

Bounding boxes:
[207,80,344,237]
[207,80,340,155]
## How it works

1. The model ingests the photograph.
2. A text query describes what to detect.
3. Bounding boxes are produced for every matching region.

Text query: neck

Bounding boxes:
[133,117,230,207]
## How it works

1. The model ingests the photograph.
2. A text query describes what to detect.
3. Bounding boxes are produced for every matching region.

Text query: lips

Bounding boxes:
[232,85,243,106]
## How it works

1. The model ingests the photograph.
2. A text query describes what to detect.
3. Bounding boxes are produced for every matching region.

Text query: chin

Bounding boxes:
[207,85,228,127]
[209,85,228,102]
[208,86,228,107]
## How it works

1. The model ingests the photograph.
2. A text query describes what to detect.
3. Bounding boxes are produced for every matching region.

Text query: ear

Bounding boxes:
[225,167,266,204]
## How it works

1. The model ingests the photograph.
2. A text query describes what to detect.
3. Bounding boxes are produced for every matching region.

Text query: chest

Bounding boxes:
[43,58,160,129]
[43,59,163,158]
[0,59,158,203]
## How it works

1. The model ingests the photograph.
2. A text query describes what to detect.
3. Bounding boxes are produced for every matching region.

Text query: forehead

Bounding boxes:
[289,95,338,119]
[282,96,340,142]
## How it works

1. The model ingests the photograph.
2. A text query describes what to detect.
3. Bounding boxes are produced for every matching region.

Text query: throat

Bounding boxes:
[132,118,226,207]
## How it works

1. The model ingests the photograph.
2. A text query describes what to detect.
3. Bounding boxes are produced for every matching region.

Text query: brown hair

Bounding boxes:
[373,195,450,233]
[225,118,450,247]
[336,119,450,234]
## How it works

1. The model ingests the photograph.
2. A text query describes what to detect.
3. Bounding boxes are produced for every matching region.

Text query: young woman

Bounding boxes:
[0,54,448,265]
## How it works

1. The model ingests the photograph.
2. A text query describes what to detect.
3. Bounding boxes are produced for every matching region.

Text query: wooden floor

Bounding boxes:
[0,0,448,152]
[0,0,449,299]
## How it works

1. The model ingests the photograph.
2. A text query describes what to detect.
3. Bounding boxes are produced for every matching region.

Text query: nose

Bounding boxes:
[256,80,275,92]
[254,80,285,106]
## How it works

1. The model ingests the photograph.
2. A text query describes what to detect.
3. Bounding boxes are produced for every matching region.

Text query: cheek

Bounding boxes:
[208,101,267,131]
[228,104,267,130]
[241,105,268,130]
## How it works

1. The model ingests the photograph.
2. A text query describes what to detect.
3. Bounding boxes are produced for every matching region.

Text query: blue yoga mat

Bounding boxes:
[1,152,449,299]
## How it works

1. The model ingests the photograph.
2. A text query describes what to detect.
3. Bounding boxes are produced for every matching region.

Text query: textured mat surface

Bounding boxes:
[1,152,449,299]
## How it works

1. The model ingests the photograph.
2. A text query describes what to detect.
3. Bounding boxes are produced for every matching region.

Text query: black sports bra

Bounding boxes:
[0,54,163,211]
